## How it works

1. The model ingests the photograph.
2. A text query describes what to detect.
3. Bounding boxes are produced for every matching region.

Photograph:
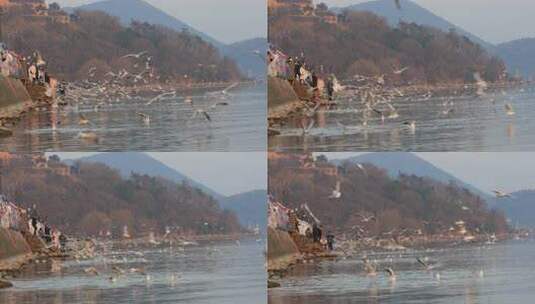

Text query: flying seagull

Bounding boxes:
[121,51,148,59]
[493,190,511,199]
[394,0,402,10]
[328,181,342,199]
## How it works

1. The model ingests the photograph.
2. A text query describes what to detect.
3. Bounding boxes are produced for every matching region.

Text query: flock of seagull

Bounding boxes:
[47,51,238,143]
[286,67,520,138]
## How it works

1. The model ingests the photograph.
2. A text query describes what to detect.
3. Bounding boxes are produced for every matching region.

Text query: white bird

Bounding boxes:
[121,51,148,59]
[493,190,511,198]
[301,119,315,135]
[84,267,99,276]
[329,181,342,199]
[403,120,416,132]
[384,267,396,280]
[137,112,150,125]
[190,108,212,122]
[474,72,488,96]
[505,103,515,116]
[393,67,408,75]
[146,91,176,105]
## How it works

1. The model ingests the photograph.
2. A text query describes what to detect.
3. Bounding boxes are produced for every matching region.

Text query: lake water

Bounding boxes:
[0,239,266,304]
[269,85,535,152]
[268,239,535,304]
[0,85,266,152]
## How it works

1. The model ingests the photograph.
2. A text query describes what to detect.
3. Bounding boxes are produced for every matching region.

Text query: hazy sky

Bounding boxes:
[52,152,267,196]
[48,0,267,44]
[323,152,535,194]
[316,0,535,44]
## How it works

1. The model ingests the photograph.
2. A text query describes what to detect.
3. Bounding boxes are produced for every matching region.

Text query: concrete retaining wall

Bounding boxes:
[0,76,32,118]
[0,228,32,261]
[268,228,301,271]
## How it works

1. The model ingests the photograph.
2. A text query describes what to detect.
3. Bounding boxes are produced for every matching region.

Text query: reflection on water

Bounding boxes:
[0,239,266,304]
[270,85,535,152]
[0,85,266,152]
[269,240,535,304]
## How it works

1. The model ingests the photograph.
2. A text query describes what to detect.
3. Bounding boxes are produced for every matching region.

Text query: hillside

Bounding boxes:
[0,158,242,238]
[3,6,242,81]
[219,189,267,232]
[337,0,495,51]
[334,153,492,200]
[68,0,266,78]
[68,153,267,230]
[497,38,535,78]
[489,189,535,228]
[269,155,508,236]
[269,3,506,84]
[66,152,224,200]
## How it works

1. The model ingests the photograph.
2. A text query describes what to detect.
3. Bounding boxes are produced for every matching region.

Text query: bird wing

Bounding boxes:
[203,111,212,122]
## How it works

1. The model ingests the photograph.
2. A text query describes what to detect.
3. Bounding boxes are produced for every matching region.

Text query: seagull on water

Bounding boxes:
[505,103,515,116]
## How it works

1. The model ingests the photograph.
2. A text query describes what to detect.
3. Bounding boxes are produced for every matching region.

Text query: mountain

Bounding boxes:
[65,0,266,78]
[225,38,267,79]
[497,38,535,78]
[333,153,492,201]
[64,152,224,200]
[336,0,495,51]
[219,189,267,232]
[64,0,222,48]
[489,190,535,228]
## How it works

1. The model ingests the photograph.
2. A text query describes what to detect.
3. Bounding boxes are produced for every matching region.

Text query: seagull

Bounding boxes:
[301,119,315,135]
[362,257,377,276]
[328,181,342,199]
[191,108,212,122]
[393,67,408,75]
[84,267,99,276]
[121,51,148,59]
[146,91,176,105]
[505,103,515,116]
[394,0,402,10]
[78,114,91,125]
[493,190,511,198]
[137,112,150,125]
[384,267,396,280]
[78,132,99,142]
[474,72,488,96]
[416,257,430,270]
[403,120,416,132]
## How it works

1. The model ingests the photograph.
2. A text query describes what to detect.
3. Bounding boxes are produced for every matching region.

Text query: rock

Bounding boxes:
[0,279,13,289]
[268,280,281,288]
[0,127,13,138]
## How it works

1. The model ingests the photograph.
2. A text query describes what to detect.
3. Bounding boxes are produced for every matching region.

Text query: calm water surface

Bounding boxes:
[270,85,535,152]
[269,240,535,304]
[0,239,266,304]
[0,85,266,152]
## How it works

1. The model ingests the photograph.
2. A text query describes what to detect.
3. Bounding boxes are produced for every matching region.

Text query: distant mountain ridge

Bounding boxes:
[333,153,492,201]
[65,0,266,78]
[496,38,535,78]
[220,189,267,232]
[335,0,495,51]
[489,189,535,228]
